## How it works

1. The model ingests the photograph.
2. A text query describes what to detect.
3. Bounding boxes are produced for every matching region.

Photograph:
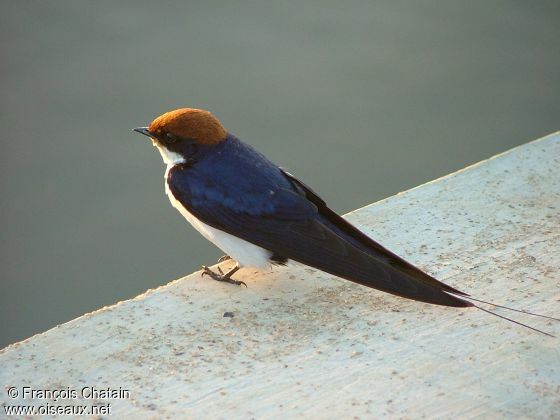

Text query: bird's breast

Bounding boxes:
[164,165,272,268]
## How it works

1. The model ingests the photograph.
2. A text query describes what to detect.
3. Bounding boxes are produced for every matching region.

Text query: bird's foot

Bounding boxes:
[217,255,231,263]
[201,265,247,287]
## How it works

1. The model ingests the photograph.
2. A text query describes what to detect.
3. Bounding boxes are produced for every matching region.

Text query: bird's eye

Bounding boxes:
[166,133,178,144]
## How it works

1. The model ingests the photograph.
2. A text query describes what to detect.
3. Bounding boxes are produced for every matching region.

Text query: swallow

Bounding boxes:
[134,108,557,334]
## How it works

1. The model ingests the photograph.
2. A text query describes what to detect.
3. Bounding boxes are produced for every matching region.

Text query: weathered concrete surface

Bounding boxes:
[1,133,559,419]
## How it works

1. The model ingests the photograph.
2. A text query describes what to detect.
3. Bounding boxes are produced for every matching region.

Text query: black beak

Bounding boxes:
[133,127,154,138]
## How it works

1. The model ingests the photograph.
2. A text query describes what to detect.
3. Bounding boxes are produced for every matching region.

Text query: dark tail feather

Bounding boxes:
[337,267,474,308]
[282,169,472,306]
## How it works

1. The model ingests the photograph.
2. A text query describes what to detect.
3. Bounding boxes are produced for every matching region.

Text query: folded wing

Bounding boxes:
[168,165,472,307]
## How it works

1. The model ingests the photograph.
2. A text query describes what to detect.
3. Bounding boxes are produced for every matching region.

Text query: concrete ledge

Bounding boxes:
[1,133,559,418]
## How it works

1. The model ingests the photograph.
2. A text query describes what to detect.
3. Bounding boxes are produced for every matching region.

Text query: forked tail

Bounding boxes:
[455,295,559,337]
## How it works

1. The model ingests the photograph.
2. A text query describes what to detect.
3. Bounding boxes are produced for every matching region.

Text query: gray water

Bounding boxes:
[1,1,559,349]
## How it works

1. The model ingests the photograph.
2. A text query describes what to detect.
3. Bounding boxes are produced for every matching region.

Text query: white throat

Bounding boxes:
[156,144,186,165]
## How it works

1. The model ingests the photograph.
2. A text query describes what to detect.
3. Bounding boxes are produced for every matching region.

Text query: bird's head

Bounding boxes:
[133,108,227,165]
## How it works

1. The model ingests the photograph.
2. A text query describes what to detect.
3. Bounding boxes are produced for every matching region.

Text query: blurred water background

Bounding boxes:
[1,1,559,348]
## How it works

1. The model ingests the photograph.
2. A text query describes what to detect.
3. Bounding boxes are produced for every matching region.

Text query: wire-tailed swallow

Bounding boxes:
[134,108,557,334]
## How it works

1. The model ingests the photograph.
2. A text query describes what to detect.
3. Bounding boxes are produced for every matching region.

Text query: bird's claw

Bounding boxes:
[217,255,231,263]
[201,266,247,287]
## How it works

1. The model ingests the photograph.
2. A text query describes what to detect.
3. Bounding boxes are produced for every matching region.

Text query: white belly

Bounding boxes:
[164,165,272,268]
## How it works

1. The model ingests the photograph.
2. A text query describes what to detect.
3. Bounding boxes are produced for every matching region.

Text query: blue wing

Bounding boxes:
[168,137,471,307]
